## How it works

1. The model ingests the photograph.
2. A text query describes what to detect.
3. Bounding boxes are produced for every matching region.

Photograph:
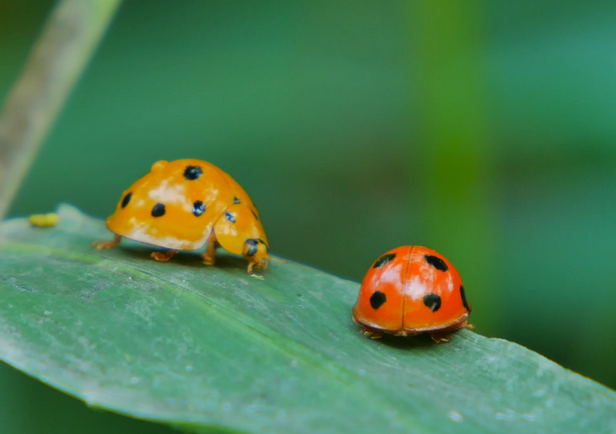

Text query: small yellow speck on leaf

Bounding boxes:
[29,213,59,227]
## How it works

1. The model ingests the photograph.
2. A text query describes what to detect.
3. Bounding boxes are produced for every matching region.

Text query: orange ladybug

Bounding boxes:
[93,159,269,273]
[352,246,473,342]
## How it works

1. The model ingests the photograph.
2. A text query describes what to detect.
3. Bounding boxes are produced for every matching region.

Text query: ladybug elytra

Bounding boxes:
[353,246,473,342]
[93,159,268,273]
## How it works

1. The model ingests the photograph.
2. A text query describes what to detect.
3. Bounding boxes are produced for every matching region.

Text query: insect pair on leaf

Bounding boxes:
[94,159,473,342]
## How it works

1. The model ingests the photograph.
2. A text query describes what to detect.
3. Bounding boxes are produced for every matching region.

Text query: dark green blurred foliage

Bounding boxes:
[0,362,173,433]
[1,0,616,432]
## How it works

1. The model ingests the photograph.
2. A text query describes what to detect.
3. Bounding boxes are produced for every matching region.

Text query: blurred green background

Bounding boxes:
[2,0,616,432]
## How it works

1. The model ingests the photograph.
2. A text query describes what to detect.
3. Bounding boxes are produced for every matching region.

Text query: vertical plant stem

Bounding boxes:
[409,1,499,332]
[0,0,123,220]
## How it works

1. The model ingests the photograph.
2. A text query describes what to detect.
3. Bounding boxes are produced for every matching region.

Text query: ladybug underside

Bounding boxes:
[353,312,470,334]
[107,210,229,252]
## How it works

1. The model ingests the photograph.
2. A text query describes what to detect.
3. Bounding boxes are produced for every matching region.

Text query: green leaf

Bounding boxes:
[0,204,615,434]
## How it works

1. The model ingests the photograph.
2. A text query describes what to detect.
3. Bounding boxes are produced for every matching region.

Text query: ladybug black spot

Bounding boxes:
[423,293,442,312]
[225,212,236,223]
[424,254,448,272]
[234,197,240,204]
[121,192,132,208]
[184,165,203,180]
[460,285,471,312]
[373,253,396,268]
[193,200,206,217]
[151,203,165,217]
[245,239,259,257]
[370,291,387,309]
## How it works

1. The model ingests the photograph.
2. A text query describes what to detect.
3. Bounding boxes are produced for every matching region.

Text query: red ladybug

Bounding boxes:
[352,246,473,342]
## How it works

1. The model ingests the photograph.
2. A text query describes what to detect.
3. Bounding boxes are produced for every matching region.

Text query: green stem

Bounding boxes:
[0,0,123,220]
[409,1,499,332]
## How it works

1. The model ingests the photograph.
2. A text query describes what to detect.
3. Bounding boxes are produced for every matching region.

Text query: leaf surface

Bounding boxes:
[0,205,615,434]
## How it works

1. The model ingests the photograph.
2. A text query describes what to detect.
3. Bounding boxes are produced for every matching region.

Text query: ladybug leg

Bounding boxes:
[246,255,269,274]
[202,235,216,266]
[353,322,384,339]
[464,323,476,331]
[151,250,177,261]
[361,328,383,339]
[430,332,452,343]
[92,234,122,250]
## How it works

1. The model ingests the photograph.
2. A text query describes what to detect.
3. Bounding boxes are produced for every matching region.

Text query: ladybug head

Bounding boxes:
[243,238,269,271]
